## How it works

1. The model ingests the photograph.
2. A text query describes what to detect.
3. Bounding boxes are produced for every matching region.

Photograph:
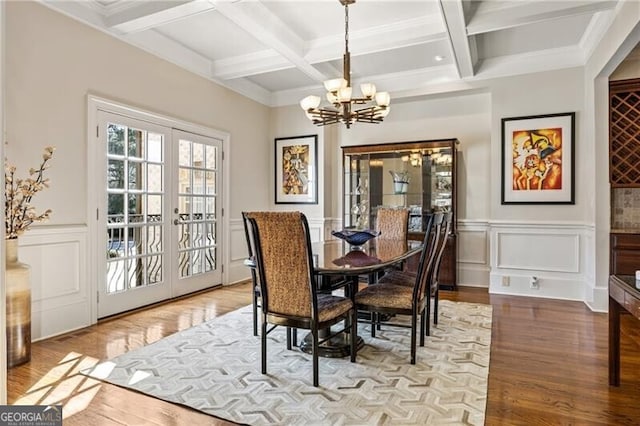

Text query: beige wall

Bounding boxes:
[5,1,271,225]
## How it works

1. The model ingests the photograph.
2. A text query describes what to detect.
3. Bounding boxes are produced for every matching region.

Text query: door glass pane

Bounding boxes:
[128,161,144,190]
[179,140,191,166]
[128,128,143,158]
[205,145,217,169]
[148,195,162,217]
[147,134,163,162]
[148,164,162,192]
[205,171,215,195]
[108,124,125,156]
[108,160,124,189]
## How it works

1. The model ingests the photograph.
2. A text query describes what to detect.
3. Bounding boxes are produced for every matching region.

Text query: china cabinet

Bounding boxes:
[341,139,458,289]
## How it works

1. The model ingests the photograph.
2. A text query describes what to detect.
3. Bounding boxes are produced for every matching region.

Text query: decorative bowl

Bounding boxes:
[331,229,380,246]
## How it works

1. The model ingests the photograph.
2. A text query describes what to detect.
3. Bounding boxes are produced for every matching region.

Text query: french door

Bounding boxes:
[97,112,222,318]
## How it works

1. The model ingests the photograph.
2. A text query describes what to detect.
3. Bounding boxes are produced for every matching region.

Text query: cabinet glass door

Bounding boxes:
[426,148,453,214]
[343,154,370,229]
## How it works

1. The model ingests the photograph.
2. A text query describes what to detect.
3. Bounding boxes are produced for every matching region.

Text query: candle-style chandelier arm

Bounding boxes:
[299,0,390,129]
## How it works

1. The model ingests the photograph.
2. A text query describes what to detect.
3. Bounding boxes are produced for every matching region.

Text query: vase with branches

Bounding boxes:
[5,146,55,239]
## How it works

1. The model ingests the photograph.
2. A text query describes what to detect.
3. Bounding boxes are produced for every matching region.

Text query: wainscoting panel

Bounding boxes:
[457,221,490,288]
[489,222,588,301]
[496,232,579,273]
[18,225,90,341]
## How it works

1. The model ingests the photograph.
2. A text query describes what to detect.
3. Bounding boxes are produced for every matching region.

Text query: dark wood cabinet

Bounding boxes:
[610,233,640,275]
[341,139,458,289]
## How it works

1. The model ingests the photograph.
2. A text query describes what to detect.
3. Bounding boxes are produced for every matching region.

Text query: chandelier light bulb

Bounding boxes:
[324,78,348,93]
[338,86,353,102]
[360,83,376,98]
[375,92,391,107]
[300,95,321,111]
[326,92,339,104]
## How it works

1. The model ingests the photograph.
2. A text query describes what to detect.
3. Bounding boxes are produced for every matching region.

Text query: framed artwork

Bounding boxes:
[274,134,318,204]
[501,112,575,204]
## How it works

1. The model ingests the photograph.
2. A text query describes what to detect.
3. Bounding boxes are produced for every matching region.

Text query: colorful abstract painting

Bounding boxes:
[275,135,317,204]
[502,113,574,204]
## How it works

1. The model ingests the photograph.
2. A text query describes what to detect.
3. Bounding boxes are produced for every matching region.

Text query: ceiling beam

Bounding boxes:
[105,1,215,34]
[438,0,476,78]
[211,0,330,83]
[466,0,618,35]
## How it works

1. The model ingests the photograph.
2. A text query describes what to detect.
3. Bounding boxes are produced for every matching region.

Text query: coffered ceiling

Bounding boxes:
[41,0,621,106]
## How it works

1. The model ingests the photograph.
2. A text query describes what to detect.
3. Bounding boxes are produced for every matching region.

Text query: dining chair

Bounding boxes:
[241,212,261,337]
[370,207,410,282]
[244,211,357,387]
[355,213,441,364]
[375,207,409,240]
[427,211,453,334]
[375,213,450,337]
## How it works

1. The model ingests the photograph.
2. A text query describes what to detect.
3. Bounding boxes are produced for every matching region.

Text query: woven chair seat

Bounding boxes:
[355,284,413,310]
[377,270,416,287]
[317,294,353,322]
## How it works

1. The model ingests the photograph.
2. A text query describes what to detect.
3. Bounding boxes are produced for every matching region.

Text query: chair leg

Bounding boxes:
[371,312,376,338]
[312,328,319,387]
[350,309,357,363]
[286,327,292,350]
[411,313,417,365]
[420,308,426,347]
[252,290,259,337]
[292,328,297,347]
[425,294,431,337]
[261,315,267,374]
[434,287,439,325]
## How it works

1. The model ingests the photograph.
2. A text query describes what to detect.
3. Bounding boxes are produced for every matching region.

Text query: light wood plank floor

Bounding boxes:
[7,283,640,425]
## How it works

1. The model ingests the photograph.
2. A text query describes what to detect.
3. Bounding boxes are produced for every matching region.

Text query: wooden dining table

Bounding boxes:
[297,238,423,357]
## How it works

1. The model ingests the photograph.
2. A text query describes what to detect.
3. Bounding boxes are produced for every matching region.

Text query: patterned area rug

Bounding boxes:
[82,300,492,425]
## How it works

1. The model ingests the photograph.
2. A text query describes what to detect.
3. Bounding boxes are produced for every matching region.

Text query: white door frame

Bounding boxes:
[87,95,230,322]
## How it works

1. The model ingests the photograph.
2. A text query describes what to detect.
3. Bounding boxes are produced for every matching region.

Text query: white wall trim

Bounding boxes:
[18,225,90,341]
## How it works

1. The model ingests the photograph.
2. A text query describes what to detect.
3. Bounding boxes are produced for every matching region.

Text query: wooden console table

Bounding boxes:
[609,274,640,386]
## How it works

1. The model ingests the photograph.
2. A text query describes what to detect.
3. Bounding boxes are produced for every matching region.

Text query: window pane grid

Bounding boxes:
[107,122,165,294]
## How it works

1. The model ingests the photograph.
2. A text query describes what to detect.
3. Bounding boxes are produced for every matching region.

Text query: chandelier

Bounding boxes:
[299,0,390,129]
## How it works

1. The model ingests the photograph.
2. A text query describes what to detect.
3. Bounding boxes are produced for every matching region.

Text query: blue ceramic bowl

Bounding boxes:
[331,229,380,246]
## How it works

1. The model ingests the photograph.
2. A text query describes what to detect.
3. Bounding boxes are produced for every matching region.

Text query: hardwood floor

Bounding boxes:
[7,283,640,425]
